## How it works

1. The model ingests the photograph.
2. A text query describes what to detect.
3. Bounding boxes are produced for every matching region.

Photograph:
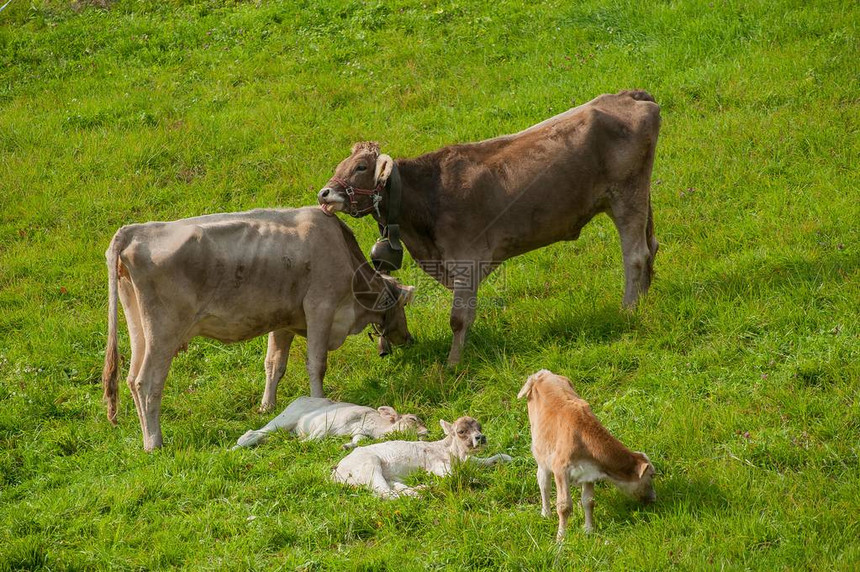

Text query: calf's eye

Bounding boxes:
[355,164,367,172]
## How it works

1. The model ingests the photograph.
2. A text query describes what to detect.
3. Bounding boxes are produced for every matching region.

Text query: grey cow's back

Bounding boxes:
[114,206,360,343]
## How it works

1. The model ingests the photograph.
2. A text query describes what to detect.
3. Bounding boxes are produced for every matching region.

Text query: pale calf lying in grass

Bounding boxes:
[332,416,512,498]
[518,370,656,539]
[233,397,428,450]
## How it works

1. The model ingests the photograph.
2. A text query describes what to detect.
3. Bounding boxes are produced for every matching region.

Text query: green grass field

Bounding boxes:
[1,0,858,569]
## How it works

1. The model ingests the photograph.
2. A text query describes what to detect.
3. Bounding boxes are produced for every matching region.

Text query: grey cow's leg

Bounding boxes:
[304,313,333,398]
[118,280,146,431]
[134,348,175,451]
[261,329,295,412]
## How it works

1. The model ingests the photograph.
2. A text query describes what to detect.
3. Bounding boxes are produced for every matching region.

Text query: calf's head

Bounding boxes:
[318,142,396,218]
[441,416,487,458]
[618,452,657,504]
[377,406,429,439]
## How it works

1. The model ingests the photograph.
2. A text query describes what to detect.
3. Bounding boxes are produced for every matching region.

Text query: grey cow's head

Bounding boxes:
[441,416,487,459]
[372,276,415,355]
[318,142,394,218]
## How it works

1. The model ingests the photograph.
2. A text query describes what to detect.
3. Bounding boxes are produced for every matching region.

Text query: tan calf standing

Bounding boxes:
[517,370,655,539]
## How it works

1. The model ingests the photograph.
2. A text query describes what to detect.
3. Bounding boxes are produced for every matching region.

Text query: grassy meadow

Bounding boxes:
[1,0,858,568]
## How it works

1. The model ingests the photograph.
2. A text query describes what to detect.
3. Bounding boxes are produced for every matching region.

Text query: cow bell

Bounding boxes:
[370,237,403,273]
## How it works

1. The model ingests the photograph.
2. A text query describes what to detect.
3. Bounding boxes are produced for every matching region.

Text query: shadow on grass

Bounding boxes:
[658,251,857,302]
[605,474,730,528]
[395,302,636,370]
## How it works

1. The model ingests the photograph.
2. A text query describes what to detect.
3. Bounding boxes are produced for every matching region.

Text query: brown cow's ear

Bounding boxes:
[377,406,399,423]
[440,419,453,436]
[375,154,394,186]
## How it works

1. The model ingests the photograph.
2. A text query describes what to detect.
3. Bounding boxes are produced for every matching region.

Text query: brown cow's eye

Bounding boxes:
[355,164,367,172]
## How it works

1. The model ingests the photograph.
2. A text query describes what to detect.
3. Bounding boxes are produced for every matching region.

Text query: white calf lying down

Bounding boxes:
[332,416,512,498]
[233,397,428,450]
[518,370,656,539]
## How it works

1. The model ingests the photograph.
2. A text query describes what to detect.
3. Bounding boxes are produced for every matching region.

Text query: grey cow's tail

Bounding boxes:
[102,229,127,425]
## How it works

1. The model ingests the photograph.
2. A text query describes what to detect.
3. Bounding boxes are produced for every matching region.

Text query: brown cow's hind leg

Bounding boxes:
[610,191,653,308]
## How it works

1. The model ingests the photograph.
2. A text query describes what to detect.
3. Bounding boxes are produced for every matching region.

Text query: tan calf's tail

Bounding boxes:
[102,230,125,425]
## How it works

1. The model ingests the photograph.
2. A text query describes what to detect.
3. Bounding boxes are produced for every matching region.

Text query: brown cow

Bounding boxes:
[318,90,660,365]
[102,207,414,451]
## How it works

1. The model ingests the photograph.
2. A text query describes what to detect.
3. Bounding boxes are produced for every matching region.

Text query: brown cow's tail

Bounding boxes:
[102,229,125,426]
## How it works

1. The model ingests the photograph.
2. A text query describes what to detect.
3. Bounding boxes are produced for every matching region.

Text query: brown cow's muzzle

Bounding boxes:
[317,187,343,216]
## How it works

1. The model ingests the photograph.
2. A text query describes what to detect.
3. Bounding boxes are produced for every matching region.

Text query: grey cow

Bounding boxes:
[102,207,414,451]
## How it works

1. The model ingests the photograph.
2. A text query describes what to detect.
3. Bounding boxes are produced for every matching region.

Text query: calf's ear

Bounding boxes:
[374,154,395,186]
[635,453,653,478]
[377,406,400,423]
[439,419,453,436]
[516,376,535,400]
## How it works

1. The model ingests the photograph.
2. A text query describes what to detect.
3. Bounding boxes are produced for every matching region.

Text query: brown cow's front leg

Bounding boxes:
[261,329,295,412]
[447,284,478,366]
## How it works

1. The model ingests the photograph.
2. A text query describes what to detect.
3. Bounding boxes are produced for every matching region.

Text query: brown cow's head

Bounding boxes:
[318,142,395,218]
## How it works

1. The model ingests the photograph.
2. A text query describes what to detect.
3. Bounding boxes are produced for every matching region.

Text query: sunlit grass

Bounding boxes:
[1,0,858,568]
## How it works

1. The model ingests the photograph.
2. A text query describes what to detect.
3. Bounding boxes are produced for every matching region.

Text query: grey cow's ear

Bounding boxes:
[377,406,399,423]
[439,419,453,436]
[399,285,416,306]
[374,154,395,186]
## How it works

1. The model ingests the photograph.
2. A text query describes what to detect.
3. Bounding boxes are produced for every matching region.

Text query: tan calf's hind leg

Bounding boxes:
[538,466,553,517]
[554,470,573,542]
[261,329,295,412]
